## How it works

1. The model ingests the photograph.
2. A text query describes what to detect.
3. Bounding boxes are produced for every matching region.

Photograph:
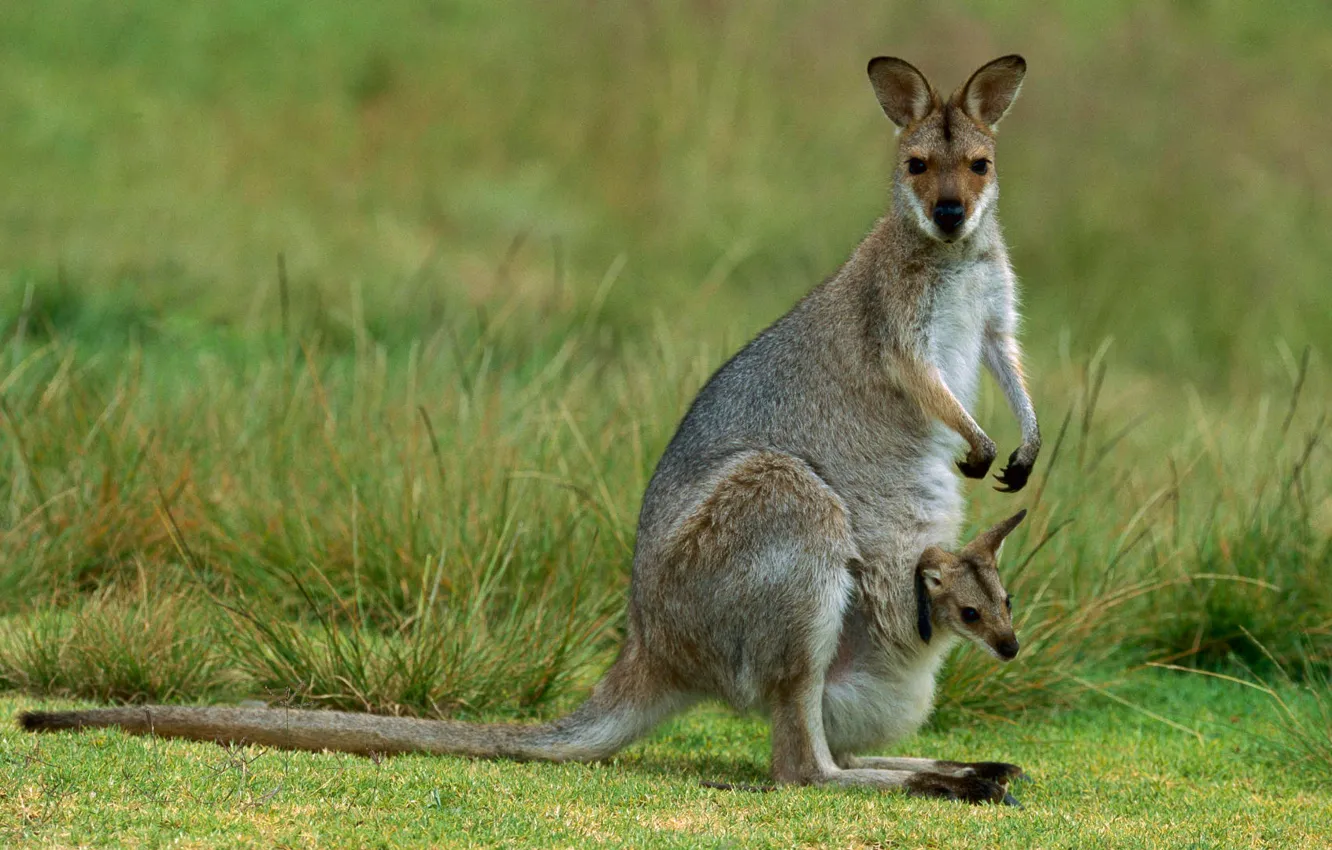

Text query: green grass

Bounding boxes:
[3,0,1332,844]
[4,674,1330,848]
[2,297,1327,721]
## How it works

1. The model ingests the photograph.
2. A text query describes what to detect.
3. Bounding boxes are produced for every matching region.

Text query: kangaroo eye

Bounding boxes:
[1005,596,1013,611]
[970,159,989,175]
[960,607,981,623]
[907,158,927,175]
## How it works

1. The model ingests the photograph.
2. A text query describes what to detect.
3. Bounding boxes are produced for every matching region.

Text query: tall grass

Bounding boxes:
[1,282,673,716]
[2,276,1328,720]
[0,573,235,703]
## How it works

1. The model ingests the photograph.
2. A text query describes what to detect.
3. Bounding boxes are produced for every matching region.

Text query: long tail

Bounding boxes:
[19,654,684,762]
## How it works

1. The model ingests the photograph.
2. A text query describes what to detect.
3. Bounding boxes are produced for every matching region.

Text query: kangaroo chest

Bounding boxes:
[826,259,1000,557]
[922,261,995,409]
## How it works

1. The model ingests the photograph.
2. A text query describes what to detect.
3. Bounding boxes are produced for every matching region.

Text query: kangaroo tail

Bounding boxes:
[19,654,685,762]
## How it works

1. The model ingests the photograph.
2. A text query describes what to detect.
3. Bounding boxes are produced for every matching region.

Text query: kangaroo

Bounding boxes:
[20,56,1041,804]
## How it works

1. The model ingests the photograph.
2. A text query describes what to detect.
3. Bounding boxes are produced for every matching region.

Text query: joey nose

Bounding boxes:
[996,638,1020,661]
[933,201,965,235]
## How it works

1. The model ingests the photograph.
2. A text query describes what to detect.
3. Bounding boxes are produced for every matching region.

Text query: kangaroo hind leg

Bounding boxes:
[646,451,860,711]
[768,681,1015,803]
[664,451,859,782]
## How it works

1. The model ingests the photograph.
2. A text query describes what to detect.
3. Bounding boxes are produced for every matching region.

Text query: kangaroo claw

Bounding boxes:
[992,451,1032,492]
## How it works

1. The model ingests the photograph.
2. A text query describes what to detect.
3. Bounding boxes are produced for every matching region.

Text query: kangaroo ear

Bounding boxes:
[977,509,1028,555]
[915,567,933,644]
[867,57,937,129]
[954,55,1026,130]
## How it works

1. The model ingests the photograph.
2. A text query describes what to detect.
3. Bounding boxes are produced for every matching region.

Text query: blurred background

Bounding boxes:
[4,1,1330,379]
[1,1,1329,718]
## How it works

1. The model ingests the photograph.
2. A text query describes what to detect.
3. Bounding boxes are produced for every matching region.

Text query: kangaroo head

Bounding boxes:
[866,55,1026,244]
[915,509,1026,661]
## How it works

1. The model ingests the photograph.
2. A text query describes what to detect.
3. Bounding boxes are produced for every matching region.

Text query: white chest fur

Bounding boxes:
[925,262,995,410]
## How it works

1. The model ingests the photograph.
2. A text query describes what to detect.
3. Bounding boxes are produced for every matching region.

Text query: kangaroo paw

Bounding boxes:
[904,771,1011,805]
[957,456,995,479]
[993,450,1032,492]
[965,761,1029,785]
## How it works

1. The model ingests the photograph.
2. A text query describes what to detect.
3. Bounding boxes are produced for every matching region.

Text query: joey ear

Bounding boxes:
[977,509,1027,555]
[914,546,949,644]
[916,546,949,588]
[954,54,1026,130]
[915,568,933,644]
[867,57,937,129]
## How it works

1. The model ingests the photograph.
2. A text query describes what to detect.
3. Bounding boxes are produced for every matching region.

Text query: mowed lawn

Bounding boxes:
[2,674,1329,849]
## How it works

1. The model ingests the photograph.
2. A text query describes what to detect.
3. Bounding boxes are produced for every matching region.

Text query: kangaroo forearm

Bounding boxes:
[984,332,1039,445]
[890,354,986,446]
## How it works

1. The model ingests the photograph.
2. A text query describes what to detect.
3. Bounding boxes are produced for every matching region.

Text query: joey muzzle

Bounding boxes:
[995,636,1020,661]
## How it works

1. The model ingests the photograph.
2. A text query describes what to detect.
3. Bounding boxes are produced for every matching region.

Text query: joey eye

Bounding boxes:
[960,607,981,623]
[970,159,989,175]
[1005,596,1013,611]
[907,158,927,175]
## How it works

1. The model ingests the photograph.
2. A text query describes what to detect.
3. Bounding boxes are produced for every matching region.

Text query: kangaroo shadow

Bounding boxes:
[609,748,773,789]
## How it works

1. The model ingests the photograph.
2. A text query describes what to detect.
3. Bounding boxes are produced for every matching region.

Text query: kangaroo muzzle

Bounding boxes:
[932,200,965,235]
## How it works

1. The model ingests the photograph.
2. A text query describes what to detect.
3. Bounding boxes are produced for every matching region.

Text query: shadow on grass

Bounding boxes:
[612,750,773,788]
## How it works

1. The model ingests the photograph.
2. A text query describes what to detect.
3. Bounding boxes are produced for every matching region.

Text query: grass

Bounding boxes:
[1155,643,1332,785]
[1268,671,1332,784]
[4,673,1330,848]
[2,0,1332,844]
[2,296,1327,722]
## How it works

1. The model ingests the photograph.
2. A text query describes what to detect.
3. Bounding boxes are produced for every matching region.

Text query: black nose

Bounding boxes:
[933,201,965,234]
[997,638,1020,660]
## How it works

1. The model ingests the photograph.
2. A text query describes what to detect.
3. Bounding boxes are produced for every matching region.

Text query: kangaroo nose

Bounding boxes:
[996,638,1020,661]
[933,201,965,235]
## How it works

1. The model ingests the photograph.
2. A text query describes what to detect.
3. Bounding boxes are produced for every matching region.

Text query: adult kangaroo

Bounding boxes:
[23,56,1040,804]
